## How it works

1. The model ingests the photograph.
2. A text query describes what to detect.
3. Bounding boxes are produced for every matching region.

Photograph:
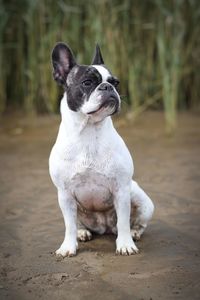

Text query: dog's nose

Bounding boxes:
[98,83,113,91]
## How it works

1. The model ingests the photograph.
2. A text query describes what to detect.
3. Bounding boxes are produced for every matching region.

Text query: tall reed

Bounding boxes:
[0,0,199,130]
[0,0,7,113]
[156,0,184,132]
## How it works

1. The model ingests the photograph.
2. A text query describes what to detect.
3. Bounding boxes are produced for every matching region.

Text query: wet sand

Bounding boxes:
[0,112,200,300]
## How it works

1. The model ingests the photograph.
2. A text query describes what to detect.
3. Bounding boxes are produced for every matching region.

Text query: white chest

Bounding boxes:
[49,113,134,212]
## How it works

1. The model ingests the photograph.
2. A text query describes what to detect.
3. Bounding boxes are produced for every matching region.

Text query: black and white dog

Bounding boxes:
[49,43,154,257]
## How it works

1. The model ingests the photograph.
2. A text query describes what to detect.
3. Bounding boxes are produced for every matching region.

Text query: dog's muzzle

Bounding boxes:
[88,83,120,115]
[87,95,119,115]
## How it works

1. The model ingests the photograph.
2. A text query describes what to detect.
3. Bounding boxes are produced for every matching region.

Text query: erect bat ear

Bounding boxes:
[51,42,76,85]
[91,43,104,65]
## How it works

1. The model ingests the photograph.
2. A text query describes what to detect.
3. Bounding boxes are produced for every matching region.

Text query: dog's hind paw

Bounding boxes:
[131,225,146,241]
[77,229,92,242]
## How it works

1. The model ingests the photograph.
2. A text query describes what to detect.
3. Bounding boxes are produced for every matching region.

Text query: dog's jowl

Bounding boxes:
[49,43,154,257]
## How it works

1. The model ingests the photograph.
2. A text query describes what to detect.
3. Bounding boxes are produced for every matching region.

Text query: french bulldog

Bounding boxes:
[49,42,154,257]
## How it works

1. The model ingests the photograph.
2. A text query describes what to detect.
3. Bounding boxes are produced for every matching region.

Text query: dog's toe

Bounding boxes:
[116,245,139,256]
[55,248,76,258]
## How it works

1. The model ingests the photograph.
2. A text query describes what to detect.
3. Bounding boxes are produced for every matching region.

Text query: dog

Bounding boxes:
[49,42,154,257]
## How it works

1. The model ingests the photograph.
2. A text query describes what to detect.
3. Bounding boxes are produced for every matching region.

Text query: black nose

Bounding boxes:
[98,83,113,91]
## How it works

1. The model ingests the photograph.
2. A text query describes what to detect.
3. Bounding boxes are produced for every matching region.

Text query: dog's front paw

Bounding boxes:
[78,229,92,242]
[55,241,77,257]
[116,235,139,255]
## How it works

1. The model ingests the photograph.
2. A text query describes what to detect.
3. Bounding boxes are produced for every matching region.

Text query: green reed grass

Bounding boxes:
[0,0,199,131]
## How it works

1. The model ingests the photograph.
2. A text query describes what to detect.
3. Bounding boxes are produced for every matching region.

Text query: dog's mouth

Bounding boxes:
[87,97,119,115]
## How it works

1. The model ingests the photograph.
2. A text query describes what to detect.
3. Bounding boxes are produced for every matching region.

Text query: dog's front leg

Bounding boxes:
[114,186,139,255]
[55,189,77,257]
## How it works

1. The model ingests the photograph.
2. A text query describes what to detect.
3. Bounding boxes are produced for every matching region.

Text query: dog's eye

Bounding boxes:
[108,78,119,87]
[113,79,119,87]
[82,80,93,87]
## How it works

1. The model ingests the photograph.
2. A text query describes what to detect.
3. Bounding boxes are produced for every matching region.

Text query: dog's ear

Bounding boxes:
[52,42,76,85]
[91,44,104,65]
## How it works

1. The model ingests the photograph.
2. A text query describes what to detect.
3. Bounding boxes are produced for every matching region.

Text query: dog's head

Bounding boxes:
[52,43,120,122]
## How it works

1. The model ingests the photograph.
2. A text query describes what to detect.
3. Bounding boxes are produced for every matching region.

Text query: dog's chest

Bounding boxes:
[50,118,133,212]
[50,125,117,207]
[67,134,114,188]
[60,124,114,172]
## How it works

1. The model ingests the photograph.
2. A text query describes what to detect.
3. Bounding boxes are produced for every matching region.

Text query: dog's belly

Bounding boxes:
[71,171,117,234]
[72,171,113,211]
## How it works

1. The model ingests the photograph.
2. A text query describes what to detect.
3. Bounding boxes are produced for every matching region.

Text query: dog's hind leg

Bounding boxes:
[130,180,154,241]
[77,220,92,242]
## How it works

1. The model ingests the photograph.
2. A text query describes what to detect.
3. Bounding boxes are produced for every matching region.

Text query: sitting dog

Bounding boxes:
[49,42,154,257]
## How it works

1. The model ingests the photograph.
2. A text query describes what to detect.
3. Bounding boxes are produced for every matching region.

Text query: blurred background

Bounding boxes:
[1,2,200,298]
[0,0,199,132]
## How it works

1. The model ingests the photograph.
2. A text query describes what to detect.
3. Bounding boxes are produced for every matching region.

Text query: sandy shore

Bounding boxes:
[0,112,199,300]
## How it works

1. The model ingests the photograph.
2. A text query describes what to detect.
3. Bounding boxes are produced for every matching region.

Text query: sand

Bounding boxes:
[0,112,199,300]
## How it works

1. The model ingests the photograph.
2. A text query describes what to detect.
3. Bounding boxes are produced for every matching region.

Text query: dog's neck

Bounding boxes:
[60,93,112,135]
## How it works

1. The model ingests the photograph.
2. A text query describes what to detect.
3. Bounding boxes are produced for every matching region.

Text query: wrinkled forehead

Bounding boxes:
[67,64,112,85]
[92,65,111,82]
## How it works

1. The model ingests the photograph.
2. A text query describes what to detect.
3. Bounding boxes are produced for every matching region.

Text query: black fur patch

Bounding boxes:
[65,66,103,112]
